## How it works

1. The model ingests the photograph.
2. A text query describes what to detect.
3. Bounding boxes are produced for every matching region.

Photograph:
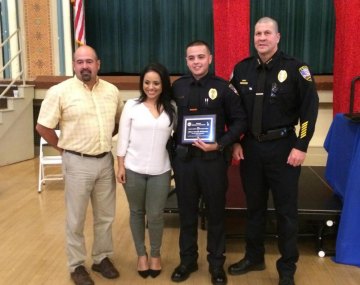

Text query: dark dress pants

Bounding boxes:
[174,153,228,268]
[240,134,300,277]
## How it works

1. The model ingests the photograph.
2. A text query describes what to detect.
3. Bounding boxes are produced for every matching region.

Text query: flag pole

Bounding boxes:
[71,0,86,47]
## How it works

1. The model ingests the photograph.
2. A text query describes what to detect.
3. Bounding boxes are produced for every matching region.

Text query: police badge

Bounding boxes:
[278,70,287,83]
[208,88,217,100]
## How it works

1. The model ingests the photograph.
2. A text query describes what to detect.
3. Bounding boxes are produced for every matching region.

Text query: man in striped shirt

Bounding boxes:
[36,45,123,285]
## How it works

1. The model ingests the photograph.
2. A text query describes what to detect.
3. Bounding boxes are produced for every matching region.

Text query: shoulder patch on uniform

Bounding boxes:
[229,83,239,95]
[299,66,312,82]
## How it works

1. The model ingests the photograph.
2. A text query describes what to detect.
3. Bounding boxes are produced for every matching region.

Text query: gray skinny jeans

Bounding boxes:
[123,168,171,257]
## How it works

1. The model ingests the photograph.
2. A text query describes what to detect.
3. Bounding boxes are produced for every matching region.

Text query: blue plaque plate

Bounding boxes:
[181,114,216,144]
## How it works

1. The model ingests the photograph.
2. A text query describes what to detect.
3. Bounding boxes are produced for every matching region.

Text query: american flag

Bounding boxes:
[71,0,86,45]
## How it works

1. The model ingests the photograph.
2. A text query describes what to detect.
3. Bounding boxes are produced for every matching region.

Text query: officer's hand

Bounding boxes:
[287,148,306,167]
[232,143,244,160]
[192,138,218,152]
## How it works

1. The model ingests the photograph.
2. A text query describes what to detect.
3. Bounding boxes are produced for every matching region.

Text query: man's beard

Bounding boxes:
[81,70,92,82]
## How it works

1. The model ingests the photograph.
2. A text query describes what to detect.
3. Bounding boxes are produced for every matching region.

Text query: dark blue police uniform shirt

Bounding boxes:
[173,73,247,147]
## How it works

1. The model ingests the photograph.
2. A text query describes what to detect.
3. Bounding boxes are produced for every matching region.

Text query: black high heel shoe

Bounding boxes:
[149,269,161,278]
[149,256,162,278]
[137,254,150,278]
[138,269,150,278]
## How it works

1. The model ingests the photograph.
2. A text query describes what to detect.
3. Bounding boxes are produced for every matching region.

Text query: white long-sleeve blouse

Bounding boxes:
[117,98,174,175]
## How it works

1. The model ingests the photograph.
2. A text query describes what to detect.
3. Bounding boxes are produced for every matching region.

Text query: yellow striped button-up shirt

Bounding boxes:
[38,76,123,155]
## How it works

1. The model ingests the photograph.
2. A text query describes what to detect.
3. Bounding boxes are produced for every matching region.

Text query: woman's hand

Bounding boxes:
[116,156,126,184]
[116,166,126,184]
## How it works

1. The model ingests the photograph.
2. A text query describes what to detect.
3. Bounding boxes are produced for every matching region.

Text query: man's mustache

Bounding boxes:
[81,69,91,74]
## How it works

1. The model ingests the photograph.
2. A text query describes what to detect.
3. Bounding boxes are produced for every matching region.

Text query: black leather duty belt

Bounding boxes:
[65,150,109,158]
[252,126,295,142]
[188,146,203,157]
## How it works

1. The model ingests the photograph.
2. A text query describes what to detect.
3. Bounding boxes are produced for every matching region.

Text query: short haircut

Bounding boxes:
[185,40,212,55]
[256,17,279,33]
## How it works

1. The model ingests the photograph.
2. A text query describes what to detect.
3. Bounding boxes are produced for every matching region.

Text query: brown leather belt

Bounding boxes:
[65,150,109,158]
[252,127,294,142]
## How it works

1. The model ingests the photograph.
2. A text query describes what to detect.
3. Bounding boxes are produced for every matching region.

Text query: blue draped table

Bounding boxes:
[324,113,360,266]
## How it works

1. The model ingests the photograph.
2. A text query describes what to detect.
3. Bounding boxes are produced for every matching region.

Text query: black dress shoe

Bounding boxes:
[279,276,295,285]
[228,258,265,275]
[171,263,198,282]
[209,267,227,285]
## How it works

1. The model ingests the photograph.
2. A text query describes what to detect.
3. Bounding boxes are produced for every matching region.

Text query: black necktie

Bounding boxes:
[251,65,266,136]
[189,82,200,112]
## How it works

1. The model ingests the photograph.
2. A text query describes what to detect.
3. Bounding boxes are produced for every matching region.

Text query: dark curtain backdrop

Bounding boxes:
[84,0,335,75]
[85,0,213,75]
[250,0,335,75]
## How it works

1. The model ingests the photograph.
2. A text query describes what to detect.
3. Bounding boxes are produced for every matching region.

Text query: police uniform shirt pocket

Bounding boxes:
[175,95,187,107]
[203,94,221,111]
[276,85,297,115]
[239,85,254,114]
[175,95,190,116]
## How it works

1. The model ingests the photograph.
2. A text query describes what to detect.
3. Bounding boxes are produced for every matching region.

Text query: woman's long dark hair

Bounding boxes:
[138,63,176,126]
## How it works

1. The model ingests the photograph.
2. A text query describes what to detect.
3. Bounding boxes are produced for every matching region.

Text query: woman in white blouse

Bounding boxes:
[116,63,176,279]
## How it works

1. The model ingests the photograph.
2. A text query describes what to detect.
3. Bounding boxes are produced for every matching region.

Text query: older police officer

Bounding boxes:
[228,17,319,285]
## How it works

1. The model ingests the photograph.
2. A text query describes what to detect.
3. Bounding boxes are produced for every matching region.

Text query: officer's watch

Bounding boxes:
[217,142,225,152]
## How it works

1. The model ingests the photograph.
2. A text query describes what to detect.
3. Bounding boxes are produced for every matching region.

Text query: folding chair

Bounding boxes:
[38,130,63,193]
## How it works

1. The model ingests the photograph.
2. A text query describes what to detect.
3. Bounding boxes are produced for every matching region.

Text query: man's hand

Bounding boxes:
[287,148,306,167]
[192,138,218,152]
[36,123,63,153]
[232,143,244,160]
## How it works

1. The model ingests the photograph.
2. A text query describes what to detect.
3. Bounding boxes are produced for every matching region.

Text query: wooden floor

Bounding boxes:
[1,158,360,285]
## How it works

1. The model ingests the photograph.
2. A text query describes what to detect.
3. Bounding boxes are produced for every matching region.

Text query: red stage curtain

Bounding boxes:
[333,0,360,115]
[213,0,250,80]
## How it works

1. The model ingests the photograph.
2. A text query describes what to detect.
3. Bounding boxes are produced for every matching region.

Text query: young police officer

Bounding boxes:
[228,17,319,285]
[170,40,247,285]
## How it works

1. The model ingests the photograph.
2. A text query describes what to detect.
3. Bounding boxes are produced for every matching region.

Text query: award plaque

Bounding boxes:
[181,114,216,144]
